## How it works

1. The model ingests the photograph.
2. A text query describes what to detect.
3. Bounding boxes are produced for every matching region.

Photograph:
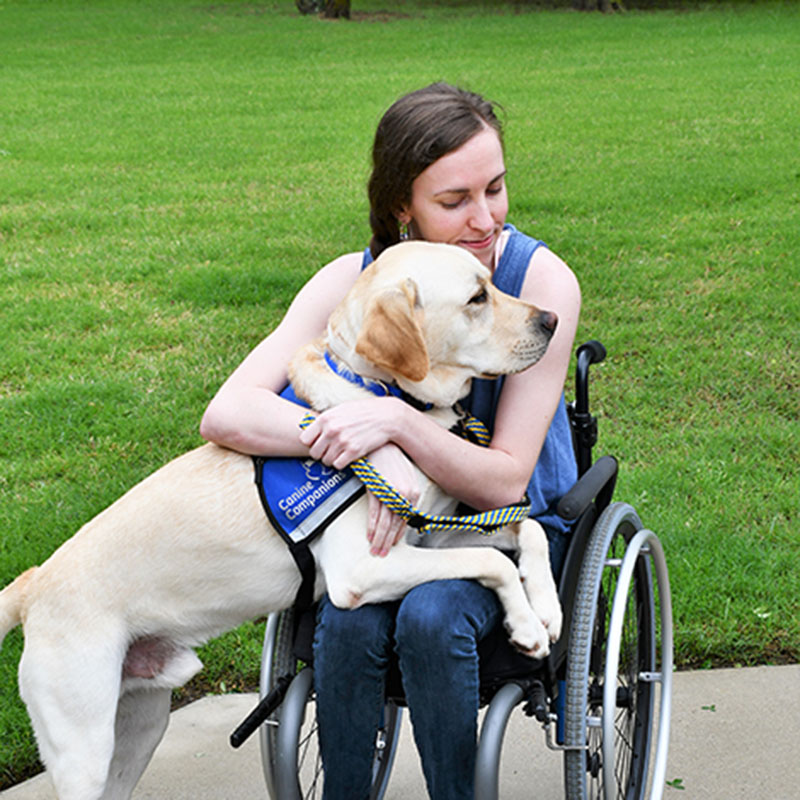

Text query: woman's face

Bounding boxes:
[400,126,508,269]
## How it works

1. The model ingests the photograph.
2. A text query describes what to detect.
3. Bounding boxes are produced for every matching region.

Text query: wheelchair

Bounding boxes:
[233,341,673,800]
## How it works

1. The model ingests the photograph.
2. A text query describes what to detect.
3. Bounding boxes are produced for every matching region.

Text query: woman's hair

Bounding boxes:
[367,83,504,259]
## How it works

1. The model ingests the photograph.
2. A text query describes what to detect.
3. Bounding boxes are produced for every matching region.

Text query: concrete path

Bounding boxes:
[2,664,798,799]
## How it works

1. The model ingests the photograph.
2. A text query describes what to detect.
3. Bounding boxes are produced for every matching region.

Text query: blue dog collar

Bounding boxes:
[324,351,433,411]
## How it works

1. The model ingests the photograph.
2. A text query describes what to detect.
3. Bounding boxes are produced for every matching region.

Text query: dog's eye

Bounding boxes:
[468,288,488,306]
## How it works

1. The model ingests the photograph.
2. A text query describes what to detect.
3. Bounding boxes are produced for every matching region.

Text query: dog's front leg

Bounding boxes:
[323,539,552,657]
[515,519,563,642]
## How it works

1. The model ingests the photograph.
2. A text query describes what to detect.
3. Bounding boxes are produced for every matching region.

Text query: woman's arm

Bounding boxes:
[199,252,364,456]
[200,249,422,557]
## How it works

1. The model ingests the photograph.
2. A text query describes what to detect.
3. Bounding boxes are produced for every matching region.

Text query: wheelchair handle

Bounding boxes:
[570,340,606,476]
[574,340,606,415]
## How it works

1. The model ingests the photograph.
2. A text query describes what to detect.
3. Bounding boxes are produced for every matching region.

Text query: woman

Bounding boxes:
[200,83,580,800]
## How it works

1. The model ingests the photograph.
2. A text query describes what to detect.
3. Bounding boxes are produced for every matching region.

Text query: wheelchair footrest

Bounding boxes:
[522,679,550,724]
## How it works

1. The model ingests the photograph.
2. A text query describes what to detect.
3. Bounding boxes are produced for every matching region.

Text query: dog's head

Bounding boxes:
[326,241,557,407]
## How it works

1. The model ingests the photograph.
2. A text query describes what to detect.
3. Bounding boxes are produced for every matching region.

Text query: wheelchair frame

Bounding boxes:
[234,341,673,800]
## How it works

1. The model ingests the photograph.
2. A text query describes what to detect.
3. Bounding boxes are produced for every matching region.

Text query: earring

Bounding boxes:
[398,218,410,241]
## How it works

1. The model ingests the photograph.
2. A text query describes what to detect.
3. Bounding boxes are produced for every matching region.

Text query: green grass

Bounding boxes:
[1,0,798,788]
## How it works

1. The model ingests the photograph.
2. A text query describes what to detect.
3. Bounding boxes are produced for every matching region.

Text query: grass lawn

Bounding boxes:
[1,0,798,788]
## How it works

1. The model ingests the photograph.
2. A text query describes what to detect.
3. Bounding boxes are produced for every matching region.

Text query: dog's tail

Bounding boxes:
[0,567,36,650]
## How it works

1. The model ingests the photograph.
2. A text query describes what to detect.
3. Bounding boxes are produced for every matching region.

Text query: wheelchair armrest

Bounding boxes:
[556,455,618,521]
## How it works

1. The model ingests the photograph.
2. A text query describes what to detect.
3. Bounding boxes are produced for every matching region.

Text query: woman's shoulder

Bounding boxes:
[521,238,581,314]
[316,249,365,282]
[289,250,364,306]
[500,224,579,301]
[269,250,365,343]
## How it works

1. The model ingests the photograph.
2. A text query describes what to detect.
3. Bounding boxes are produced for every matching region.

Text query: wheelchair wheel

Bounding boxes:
[563,502,673,800]
[259,610,299,798]
[259,609,403,800]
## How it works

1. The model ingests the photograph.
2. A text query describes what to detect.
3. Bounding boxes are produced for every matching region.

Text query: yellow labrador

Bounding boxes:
[0,241,562,800]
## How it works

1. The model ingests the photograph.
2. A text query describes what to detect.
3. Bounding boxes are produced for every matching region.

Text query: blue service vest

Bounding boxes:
[253,384,366,609]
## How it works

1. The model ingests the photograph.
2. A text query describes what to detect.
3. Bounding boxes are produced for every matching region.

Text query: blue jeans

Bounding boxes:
[313,527,569,800]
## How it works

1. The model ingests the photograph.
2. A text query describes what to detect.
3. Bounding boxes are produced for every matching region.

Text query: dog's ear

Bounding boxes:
[355,279,429,382]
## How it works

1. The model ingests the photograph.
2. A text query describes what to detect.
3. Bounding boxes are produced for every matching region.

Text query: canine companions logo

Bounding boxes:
[277,461,351,523]
[302,459,336,482]
[256,382,365,544]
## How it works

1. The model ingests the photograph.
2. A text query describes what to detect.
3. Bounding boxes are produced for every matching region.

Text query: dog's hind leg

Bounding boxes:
[102,688,172,800]
[19,631,125,800]
[99,641,203,798]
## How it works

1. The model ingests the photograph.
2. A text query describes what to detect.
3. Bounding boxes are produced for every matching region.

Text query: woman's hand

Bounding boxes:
[298,399,418,555]
[298,397,406,470]
[363,443,420,557]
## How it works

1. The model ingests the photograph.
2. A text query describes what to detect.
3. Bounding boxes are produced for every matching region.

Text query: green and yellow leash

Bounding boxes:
[299,410,530,536]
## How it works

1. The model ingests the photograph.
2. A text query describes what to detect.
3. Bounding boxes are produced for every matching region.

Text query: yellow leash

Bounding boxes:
[299,411,530,536]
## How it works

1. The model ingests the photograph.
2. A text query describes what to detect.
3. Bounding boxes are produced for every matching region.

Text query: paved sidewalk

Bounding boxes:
[2,664,798,799]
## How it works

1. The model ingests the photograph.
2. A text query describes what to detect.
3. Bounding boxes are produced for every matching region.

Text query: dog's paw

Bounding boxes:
[519,567,563,643]
[528,591,563,644]
[504,611,551,659]
[539,600,563,644]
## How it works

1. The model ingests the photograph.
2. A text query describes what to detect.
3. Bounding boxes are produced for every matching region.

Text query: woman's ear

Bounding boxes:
[395,205,412,227]
[355,280,428,382]
[395,211,413,241]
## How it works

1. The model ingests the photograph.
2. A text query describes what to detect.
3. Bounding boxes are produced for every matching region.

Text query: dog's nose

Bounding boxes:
[539,310,558,337]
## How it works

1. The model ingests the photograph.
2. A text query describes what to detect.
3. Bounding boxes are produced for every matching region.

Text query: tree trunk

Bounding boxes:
[574,0,620,10]
[323,0,350,19]
[295,0,321,15]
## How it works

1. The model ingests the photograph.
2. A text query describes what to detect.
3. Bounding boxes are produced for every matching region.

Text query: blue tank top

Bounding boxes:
[361,224,577,535]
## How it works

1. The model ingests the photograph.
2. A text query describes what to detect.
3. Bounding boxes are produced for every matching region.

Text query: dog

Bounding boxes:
[0,241,563,800]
